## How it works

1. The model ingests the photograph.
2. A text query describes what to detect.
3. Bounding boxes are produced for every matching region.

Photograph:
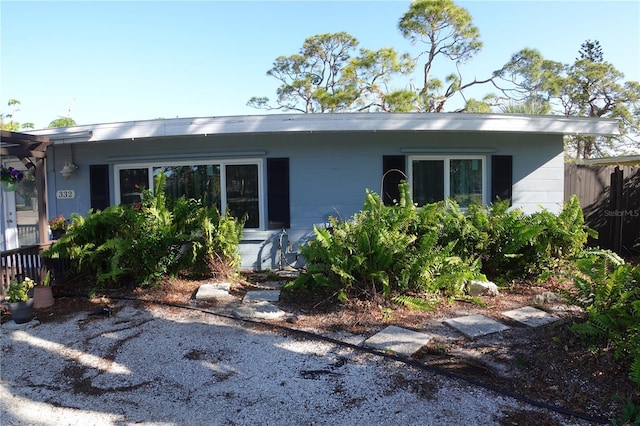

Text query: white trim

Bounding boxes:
[28,113,620,143]
[107,151,267,163]
[409,155,487,206]
[114,158,265,229]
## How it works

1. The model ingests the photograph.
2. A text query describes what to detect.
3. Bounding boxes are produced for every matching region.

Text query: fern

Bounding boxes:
[43,171,243,287]
[569,250,640,388]
[392,295,437,311]
[631,356,640,386]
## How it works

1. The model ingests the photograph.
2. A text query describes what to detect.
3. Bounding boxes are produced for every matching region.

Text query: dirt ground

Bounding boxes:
[3,271,639,425]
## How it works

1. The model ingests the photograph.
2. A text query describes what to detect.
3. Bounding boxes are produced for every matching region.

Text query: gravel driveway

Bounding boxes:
[1,300,588,425]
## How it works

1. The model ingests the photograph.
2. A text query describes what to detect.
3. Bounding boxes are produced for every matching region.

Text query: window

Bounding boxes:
[115,160,262,228]
[410,156,485,208]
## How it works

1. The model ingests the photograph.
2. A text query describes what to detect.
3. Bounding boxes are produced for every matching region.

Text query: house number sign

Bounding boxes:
[56,190,76,199]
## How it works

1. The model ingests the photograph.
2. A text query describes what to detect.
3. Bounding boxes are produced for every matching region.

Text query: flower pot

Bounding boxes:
[33,286,55,309]
[1,180,18,192]
[8,299,34,324]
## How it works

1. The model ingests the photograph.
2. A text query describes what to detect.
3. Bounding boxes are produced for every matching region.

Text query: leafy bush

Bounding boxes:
[568,249,640,387]
[290,183,485,301]
[449,195,592,281]
[289,183,592,302]
[44,172,243,287]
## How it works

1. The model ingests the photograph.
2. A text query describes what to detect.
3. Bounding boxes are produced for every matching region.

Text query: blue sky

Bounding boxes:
[1,1,639,129]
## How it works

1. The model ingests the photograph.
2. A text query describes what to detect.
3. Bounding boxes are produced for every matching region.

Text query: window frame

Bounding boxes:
[114,158,265,229]
[408,155,487,207]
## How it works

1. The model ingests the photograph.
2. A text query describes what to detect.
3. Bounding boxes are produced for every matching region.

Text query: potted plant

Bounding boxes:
[6,277,35,324]
[0,164,24,192]
[33,271,55,309]
[48,214,67,239]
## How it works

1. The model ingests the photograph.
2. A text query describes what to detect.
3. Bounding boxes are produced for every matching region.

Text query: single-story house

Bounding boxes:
[20,113,619,270]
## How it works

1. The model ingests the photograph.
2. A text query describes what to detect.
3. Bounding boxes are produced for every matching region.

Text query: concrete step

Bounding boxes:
[364,325,431,357]
[243,290,281,303]
[444,314,510,339]
[502,306,560,327]
[233,301,287,320]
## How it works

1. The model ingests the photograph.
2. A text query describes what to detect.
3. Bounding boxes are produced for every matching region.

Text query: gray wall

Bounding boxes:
[46,130,564,270]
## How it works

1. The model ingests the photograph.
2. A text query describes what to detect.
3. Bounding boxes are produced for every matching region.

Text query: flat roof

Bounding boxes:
[28,113,621,144]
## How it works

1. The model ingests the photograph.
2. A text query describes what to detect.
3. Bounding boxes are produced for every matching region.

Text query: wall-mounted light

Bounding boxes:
[60,161,77,179]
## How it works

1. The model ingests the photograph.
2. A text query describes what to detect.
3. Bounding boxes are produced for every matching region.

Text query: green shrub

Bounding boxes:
[44,172,243,287]
[289,183,593,302]
[450,195,592,281]
[290,183,485,301]
[568,249,640,387]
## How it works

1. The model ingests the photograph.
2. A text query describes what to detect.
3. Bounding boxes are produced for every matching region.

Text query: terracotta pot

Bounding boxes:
[8,299,34,324]
[33,286,55,309]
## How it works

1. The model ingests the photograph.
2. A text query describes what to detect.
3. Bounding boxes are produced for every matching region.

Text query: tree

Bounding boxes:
[397,0,490,112]
[497,41,640,159]
[561,41,639,158]
[1,99,34,131]
[49,117,77,128]
[247,32,414,113]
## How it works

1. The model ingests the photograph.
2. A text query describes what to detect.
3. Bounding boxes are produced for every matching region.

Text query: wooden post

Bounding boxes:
[610,166,623,254]
[36,157,49,245]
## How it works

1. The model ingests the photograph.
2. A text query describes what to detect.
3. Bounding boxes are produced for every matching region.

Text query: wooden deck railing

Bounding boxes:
[1,244,72,296]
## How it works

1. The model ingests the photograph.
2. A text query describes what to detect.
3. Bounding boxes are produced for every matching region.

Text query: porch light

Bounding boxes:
[60,162,77,179]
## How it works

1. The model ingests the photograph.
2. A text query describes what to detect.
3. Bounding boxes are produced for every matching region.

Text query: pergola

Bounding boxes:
[1,130,53,245]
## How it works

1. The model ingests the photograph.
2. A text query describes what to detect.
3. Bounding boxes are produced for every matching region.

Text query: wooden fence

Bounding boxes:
[1,244,72,297]
[565,164,640,257]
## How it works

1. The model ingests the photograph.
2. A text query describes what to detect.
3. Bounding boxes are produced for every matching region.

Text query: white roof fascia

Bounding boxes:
[575,155,640,166]
[29,113,621,145]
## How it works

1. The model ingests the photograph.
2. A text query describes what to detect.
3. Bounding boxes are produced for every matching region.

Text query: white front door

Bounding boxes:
[1,189,19,250]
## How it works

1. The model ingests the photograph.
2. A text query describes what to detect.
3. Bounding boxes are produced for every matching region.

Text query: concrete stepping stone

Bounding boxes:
[444,314,509,338]
[195,282,232,300]
[260,281,286,289]
[502,306,559,327]
[276,269,300,279]
[233,301,286,320]
[243,290,280,303]
[363,325,431,357]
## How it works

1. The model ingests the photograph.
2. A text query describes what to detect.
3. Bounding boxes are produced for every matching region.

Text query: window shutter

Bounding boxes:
[491,155,512,204]
[90,165,110,211]
[267,158,290,229]
[382,155,406,205]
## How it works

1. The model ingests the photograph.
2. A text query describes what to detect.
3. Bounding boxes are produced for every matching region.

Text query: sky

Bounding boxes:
[1,0,639,130]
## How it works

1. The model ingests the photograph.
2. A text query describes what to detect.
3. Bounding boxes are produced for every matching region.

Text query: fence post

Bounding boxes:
[610,166,624,254]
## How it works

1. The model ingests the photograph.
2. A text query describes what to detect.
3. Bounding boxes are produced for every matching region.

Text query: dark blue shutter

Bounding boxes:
[491,155,512,204]
[90,165,110,211]
[267,158,290,229]
[382,155,406,205]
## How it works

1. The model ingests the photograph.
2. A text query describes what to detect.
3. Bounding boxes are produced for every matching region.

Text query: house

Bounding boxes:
[17,113,619,270]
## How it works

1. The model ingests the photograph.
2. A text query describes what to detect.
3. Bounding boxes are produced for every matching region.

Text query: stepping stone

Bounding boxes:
[195,283,232,300]
[444,314,509,338]
[276,269,300,279]
[261,280,286,289]
[243,290,280,303]
[233,301,286,320]
[363,325,431,357]
[502,306,559,327]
